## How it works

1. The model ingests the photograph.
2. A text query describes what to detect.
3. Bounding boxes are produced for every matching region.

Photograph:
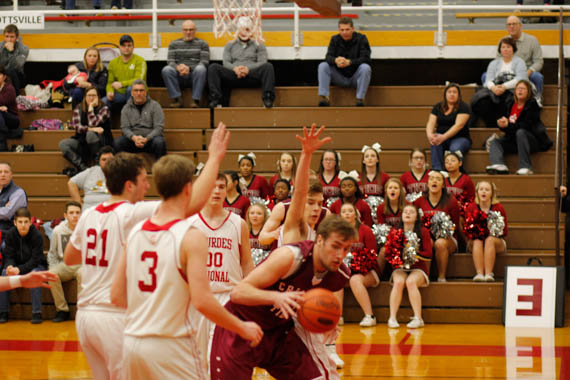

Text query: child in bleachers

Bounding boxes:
[386,204,432,329]
[359,143,389,197]
[269,152,296,192]
[400,148,430,202]
[318,149,342,205]
[223,170,251,219]
[414,171,460,282]
[268,178,290,211]
[328,173,373,226]
[340,202,379,327]
[246,202,272,264]
[64,64,88,106]
[465,181,508,282]
[238,153,271,201]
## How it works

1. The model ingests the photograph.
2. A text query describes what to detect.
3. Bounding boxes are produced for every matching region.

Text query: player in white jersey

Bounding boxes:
[110,154,263,380]
[64,122,234,380]
[187,173,253,365]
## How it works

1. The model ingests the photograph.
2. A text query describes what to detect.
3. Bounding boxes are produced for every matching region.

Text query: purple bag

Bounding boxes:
[31,119,63,131]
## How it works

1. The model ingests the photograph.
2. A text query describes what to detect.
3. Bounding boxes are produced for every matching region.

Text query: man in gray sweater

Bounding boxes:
[113,79,167,159]
[0,24,29,93]
[207,17,275,108]
[161,20,209,108]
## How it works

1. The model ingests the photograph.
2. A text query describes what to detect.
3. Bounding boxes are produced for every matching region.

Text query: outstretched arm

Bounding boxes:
[0,271,58,292]
[188,122,231,215]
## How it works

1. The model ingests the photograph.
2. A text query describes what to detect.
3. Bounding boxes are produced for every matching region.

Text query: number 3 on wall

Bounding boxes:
[139,251,158,292]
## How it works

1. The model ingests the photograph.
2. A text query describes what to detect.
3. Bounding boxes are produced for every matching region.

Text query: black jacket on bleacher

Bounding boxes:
[3,224,46,274]
[325,32,371,78]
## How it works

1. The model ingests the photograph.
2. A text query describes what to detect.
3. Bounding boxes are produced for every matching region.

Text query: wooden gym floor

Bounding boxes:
[0,297,569,380]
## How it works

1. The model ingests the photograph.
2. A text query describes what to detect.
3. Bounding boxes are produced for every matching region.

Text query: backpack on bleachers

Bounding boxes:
[31,119,63,131]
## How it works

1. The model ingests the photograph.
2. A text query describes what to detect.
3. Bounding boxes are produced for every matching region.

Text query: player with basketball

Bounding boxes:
[64,123,232,380]
[187,172,254,365]
[111,155,263,379]
[209,125,356,380]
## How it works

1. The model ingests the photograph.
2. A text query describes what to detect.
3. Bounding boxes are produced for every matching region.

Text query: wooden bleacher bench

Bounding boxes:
[7,279,78,321]
[456,11,570,24]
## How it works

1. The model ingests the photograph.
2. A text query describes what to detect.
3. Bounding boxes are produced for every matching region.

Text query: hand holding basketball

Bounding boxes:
[297,288,341,333]
[272,290,304,320]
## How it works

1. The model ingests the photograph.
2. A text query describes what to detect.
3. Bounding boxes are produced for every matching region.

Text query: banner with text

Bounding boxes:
[0,13,45,30]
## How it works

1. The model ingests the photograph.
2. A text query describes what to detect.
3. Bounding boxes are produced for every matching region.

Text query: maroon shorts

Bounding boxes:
[210,324,322,380]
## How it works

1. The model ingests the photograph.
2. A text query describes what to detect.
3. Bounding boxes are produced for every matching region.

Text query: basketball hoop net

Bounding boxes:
[213,0,264,42]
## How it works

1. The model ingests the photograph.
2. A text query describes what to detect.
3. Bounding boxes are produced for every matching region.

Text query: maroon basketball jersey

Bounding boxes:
[224,240,350,330]
[359,171,390,197]
[223,194,251,220]
[400,170,429,195]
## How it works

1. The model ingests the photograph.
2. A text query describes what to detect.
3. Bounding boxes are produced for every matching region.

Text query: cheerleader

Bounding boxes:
[400,148,430,199]
[387,204,432,329]
[414,170,460,282]
[340,203,380,327]
[267,178,291,211]
[359,143,390,197]
[465,181,508,282]
[238,152,271,200]
[329,173,373,227]
[318,149,342,204]
[223,170,251,219]
[444,150,475,205]
[376,178,407,227]
[269,152,296,192]
[246,202,272,264]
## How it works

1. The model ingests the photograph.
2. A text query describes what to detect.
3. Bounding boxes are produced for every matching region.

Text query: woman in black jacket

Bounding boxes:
[485,79,552,175]
[64,47,108,108]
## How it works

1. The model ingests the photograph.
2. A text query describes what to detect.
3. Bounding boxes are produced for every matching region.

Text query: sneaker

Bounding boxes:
[359,315,377,327]
[31,313,42,324]
[0,312,8,323]
[52,310,70,323]
[355,98,364,107]
[387,317,400,328]
[473,273,485,282]
[338,316,344,326]
[407,317,424,329]
[484,133,499,152]
[536,95,543,108]
[485,164,509,175]
[516,168,534,175]
[169,97,183,108]
[190,99,200,108]
[437,277,447,283]
[484,273,495,282]
[326,344,344,369]
[318,95,330,107]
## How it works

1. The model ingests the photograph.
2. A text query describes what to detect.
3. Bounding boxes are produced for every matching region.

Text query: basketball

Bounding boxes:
[297,288,341,333]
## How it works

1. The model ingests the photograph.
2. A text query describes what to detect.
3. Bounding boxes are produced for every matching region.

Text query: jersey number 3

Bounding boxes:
[85,229,109,267]
[139,251,158,292]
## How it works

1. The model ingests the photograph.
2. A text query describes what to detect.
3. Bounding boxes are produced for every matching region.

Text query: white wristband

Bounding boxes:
[8,276,22,289]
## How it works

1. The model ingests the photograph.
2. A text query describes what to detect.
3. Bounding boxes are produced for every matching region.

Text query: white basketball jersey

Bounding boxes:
[70,200,160,310]
[124,218,194,338]
[187,212,243,293]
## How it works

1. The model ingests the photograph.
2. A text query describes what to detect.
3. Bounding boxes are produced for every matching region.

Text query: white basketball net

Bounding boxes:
[213,0,264,42]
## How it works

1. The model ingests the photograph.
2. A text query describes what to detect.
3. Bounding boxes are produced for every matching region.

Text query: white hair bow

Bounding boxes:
[444,150,463,160]
[338,170,360,181]
[429,169,449,178]
[238,152,256,166]
[361,142,382,154]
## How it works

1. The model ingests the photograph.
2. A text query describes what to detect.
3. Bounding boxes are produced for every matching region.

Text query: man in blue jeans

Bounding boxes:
[0,207,47,324]
[318,17,371,107]
[161,20,209,108]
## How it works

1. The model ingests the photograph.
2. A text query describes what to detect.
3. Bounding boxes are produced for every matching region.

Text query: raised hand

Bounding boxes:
[295,123,332,155]
[208,122,231,162]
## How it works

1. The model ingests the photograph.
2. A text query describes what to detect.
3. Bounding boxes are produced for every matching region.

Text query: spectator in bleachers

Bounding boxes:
[0,24,28,94]
[104,34,147,113]
[483,16,544,102]
[426,83,471,171]
[68,146,113,210]
[414,171,460,282]
[0,207,46,324]
[60,86,112,174]
[0,65,20,151]
[161,20,209,109]
[207,17,275,108]
[223,170,251,219]
[0,162,27,234]
[246,202,272,261]
[113,79,166,159]
[65,47,108,108]
[400,148,430,201]
[111,0,132,9]
[318,149,343,205]
[317,17,371,107]
[237,153,271,200]
[329,173,373,227]
[486,79,552,176]
[269,152,296,192]
[359,143,389,197]
[268,178,291,211]
[471,37,528,129]
[465,181,507,282]
[48,201,82,323]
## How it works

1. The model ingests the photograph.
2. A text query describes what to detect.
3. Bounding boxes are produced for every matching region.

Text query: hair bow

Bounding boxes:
[361,142,382,154]
[238,152,256,166]
[195,162,205,176]
[444,150,463,161]
[338,170,360,181]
